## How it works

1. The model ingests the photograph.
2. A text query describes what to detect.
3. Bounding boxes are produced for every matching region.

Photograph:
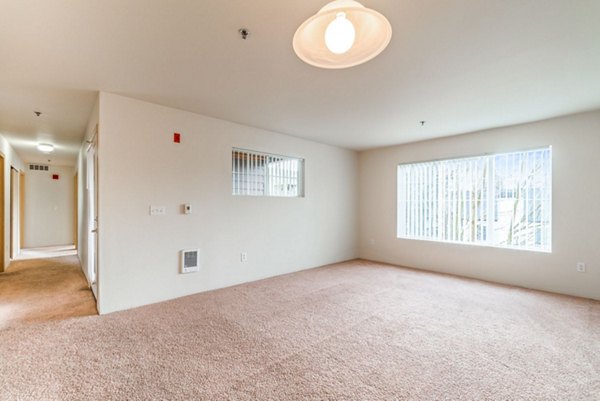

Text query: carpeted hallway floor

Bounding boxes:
[0,259,599,400]
[0,255,97,329]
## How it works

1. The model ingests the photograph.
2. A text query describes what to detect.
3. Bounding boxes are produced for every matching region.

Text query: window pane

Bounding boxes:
[493,148,551,250]
[232,148,304,198]
[397,147,551,252]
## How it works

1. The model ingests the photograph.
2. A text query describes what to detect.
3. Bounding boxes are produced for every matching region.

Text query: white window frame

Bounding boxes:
[232,148,305,197]
[397,147,552,253]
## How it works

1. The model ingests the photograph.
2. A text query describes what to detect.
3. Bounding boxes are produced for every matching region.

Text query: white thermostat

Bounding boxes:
[180,249,199,273]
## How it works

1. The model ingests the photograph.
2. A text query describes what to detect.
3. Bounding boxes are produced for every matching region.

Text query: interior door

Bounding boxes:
[0,155,4,272]
[19,172,24,250]
[86,140,98,291]
[73,173,77,249]
[10,167,19,259]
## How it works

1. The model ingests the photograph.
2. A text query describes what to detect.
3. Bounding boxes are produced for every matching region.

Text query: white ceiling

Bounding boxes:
[1,0,599,165]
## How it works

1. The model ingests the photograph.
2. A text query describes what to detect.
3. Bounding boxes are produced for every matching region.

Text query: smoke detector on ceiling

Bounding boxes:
[239,28,250,40]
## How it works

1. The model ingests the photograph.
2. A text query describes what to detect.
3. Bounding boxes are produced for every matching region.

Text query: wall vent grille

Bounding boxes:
[29,164,49,171]
[180,249,200,274]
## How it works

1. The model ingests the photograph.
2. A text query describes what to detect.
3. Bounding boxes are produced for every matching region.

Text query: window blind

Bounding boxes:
[397,147,552,252]
[232,148,304,197]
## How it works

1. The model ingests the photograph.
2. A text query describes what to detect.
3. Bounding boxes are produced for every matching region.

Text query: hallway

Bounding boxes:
[0,255,97,329]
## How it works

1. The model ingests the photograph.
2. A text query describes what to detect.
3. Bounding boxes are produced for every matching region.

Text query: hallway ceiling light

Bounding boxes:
[37,143,54,153]
[293,0,392,69]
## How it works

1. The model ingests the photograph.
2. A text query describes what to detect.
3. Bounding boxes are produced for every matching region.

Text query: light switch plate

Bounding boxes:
[150,206,166,216]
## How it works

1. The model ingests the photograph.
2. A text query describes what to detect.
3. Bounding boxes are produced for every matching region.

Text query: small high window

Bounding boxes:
[232,148,304,197]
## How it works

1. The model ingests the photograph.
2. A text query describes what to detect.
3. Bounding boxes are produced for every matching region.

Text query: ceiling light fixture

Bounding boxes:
[293,0,392,69]
[37,143,54,153]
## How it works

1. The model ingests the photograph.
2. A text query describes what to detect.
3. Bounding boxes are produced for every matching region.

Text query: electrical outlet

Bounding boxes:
[576,262,586,273]
[149,206,166,216]
[369,239,375,245]
[240,252,248,262]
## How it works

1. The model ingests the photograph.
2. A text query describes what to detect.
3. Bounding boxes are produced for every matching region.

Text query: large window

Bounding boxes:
[397,147,552,252]
[232,148,304,197]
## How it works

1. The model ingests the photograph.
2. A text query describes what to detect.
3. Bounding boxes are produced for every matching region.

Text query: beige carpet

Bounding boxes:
[0,255,97,329]
[0,260,598,400]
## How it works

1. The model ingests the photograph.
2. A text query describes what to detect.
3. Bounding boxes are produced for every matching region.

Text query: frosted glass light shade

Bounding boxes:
[37,143,54,153]
[293,0,392,69]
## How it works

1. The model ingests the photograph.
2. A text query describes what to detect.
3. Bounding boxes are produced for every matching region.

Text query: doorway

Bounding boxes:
[0,155,4,272]
[86,135,98,294]
[19,171,24,251]
[73,173,77,249]
[10,167,20,259]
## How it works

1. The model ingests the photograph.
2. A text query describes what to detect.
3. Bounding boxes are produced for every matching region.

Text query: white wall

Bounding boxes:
[23,165,74,248]
[359,110,600,300]
[0,135,25,268]
[97,93,358,314]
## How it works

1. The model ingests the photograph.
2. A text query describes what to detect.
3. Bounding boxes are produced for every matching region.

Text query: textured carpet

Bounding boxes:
[0,255,97,329]
[0,259,598,400]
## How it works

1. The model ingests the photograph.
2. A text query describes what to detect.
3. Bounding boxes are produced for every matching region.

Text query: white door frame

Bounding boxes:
[86,127,99,296]
[10,167,19,259]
